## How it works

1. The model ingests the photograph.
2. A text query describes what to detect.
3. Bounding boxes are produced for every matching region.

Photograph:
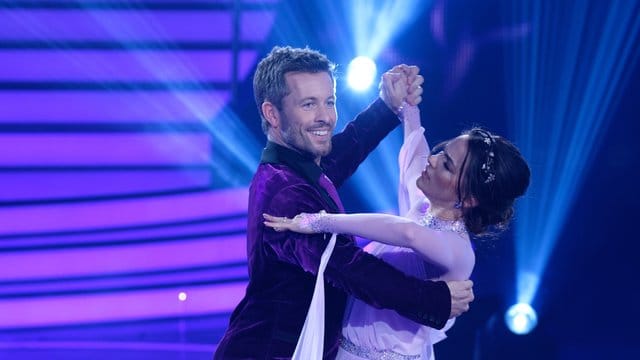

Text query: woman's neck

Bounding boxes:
[421,203,468,235]
[428,204,462,222]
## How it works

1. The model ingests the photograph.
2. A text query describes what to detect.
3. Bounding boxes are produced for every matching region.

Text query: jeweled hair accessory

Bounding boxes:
[478,130,496,184]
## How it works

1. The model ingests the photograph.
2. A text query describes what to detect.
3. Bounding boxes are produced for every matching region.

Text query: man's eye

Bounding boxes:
[327,100,336,107]
[302,102,314,109]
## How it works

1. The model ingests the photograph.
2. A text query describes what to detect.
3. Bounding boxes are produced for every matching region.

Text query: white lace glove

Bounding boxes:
[263,211,331,234]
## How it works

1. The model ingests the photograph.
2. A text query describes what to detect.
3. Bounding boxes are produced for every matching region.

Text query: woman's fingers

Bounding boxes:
[263,213,294,232]
[263,220,287,231]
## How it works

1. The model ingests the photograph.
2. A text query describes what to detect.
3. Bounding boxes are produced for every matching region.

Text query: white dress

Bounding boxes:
[293,106,472,360]
[336,106,469,360]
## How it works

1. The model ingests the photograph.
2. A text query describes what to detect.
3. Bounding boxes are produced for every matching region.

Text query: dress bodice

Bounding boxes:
[339,217,455,359]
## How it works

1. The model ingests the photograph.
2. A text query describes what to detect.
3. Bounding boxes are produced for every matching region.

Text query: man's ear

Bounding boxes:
[261,101,280,128]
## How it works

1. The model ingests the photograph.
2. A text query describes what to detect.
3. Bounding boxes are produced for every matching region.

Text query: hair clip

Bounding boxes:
[478,132,496,184]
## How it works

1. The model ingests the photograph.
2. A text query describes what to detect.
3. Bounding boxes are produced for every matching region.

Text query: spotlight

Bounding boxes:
[505,303,537,335]
[178,291,188,302]
[347,56,377,92]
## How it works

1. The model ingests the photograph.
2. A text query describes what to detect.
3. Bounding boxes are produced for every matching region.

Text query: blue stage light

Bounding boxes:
[347,56,377,92]
[504,0,640,312]
[350,0,428,59]
[337,0,433,213]
[505,303,538,335]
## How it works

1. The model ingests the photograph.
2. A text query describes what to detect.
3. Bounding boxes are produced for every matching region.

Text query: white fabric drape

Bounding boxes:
[292,233,338,360]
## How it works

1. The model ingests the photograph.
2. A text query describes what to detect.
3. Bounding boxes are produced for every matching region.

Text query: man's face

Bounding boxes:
[277,72,337,162]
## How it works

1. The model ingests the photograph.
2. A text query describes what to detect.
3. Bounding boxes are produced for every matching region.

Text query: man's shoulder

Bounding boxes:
[250,163,325,212]
[252,163,314,191]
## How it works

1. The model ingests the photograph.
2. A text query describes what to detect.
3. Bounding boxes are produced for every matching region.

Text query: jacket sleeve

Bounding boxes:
[321,98,400,188]
[263,183,452,330]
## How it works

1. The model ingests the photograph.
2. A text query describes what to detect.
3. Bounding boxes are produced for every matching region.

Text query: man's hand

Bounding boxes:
[379,64,424,114]
[446,280,474,318]
[395,64,424,106]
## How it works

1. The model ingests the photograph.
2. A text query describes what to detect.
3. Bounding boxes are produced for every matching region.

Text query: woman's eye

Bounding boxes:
[431,145,443,155]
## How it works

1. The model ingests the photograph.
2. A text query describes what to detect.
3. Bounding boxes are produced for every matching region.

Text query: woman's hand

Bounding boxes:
[263,212,326,234]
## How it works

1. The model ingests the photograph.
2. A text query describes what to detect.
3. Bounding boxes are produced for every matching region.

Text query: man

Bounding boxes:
[214,46,474,359]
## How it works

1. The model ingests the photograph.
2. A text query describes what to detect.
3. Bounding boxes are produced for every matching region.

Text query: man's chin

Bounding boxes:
[317,145,332,157]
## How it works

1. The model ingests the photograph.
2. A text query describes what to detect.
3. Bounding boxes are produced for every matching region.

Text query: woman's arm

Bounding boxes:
[398,105,430,215]
[264,212,464,271]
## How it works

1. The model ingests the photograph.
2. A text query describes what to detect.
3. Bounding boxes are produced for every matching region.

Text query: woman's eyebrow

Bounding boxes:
[443,146,456,168]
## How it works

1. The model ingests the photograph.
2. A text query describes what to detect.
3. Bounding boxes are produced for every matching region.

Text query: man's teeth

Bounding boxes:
[311,130,329,136]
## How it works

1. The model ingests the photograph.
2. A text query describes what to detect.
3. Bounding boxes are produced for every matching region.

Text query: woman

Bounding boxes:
[264,104,530,359]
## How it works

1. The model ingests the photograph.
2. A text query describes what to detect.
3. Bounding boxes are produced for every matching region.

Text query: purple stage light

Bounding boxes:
[240,11,276,42]
[0,188,249,236]
[0,263,248,298]
[0,188,251,330]
[0,340,216,354]
[0,233,246,281]
[0,10,234,42]
[239,50,260,81]
[0,283,247,329]
[0,50,256,82]
[0,216,247,249]
[0,133,211,165]
[0,0,279,340]
[0,169,212,202]
[0,91,230,123]
[0,10,274,42]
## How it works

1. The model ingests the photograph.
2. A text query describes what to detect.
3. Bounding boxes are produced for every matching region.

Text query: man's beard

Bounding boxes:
[281,116,332,159]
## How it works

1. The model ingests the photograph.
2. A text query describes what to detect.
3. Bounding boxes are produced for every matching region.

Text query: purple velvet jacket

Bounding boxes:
[214,99,451,359]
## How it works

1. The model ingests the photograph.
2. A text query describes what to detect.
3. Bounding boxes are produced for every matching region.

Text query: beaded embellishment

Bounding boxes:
[478,130,496,184]
[339,335,421,360]
[419,212,467,235]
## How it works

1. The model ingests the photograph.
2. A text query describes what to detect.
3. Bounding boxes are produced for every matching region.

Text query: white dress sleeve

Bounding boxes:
[399,106,457,358]
[398,105,430,216]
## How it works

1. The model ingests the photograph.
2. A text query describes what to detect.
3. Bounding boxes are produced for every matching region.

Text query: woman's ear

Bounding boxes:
[261,101,280,129]
[463,196,479,209]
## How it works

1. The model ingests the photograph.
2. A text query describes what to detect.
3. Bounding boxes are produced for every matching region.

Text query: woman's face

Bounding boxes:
[417,134,470,208]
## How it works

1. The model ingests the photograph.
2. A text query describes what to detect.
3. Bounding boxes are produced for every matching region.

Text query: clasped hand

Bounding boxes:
[379,64,424,114]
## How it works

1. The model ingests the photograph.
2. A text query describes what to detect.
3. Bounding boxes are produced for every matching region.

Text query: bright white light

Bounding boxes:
[505,303,537,335]
[178,291,187,301]
[347,56,377,92]
[517,271,540,305]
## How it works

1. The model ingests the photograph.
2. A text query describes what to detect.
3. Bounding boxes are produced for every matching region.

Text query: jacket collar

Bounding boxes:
[260,141,323,186]
[260,141,339,212]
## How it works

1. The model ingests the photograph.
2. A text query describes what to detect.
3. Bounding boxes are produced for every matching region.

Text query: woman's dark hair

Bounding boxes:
[457,128,530,235]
